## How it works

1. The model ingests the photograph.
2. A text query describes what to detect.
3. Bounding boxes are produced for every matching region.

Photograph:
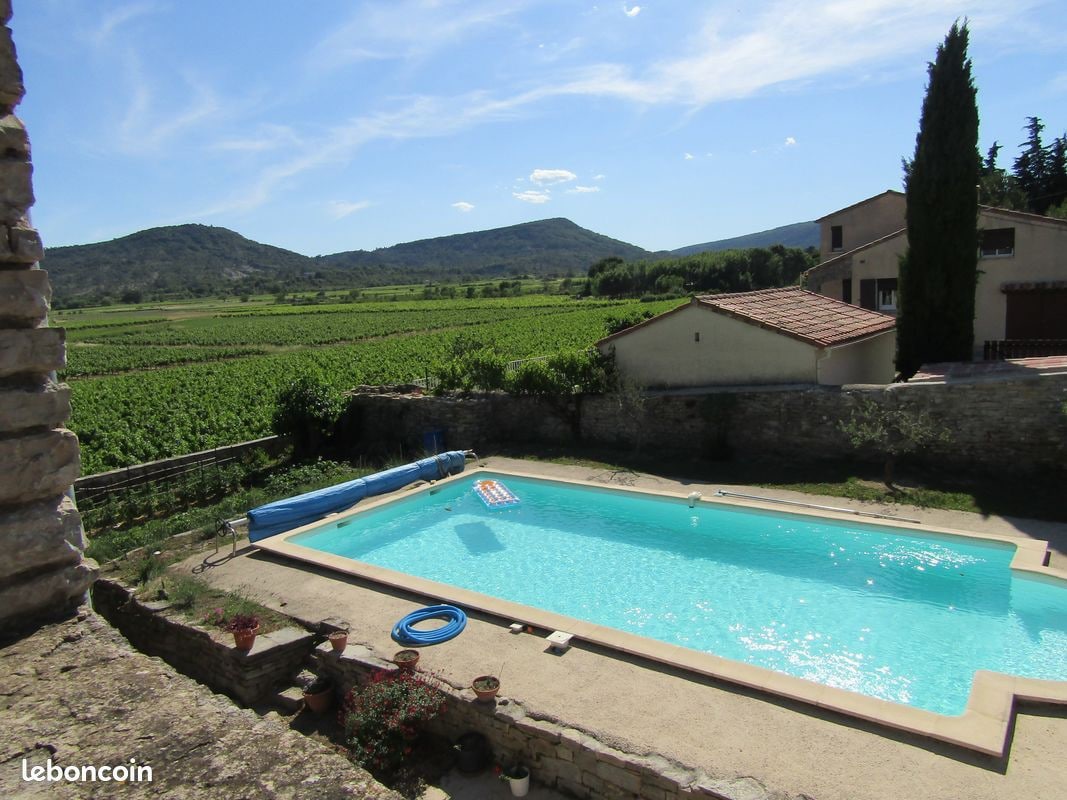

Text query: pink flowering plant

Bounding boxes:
[339,669,447,774]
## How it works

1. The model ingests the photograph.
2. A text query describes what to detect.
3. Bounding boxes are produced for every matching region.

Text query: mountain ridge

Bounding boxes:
[43,217,815,306]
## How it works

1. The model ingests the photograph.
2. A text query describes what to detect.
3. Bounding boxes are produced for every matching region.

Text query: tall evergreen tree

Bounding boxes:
[897,22,981,378]
[1014,117,1049,213]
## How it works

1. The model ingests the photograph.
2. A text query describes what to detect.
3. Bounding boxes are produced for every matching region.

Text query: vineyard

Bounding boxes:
[57,295,675,474]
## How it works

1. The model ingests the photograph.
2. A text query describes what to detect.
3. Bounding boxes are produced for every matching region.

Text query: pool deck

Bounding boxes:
[174,457,1067,800]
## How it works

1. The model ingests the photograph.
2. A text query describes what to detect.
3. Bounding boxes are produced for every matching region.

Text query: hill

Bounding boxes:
[44,219,654,306]
[672,221,819,256]
[44,225,320,306]
[318,218,653,276]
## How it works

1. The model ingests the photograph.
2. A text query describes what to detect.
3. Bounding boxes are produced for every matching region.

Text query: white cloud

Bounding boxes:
[513,190,551,204]
[592,174,606,181]
[452,201,475,212]
[1050,72,1067,93]
[328,200,372,219]
[89,2,160,46]
[530,168,577,185]
[566,185,600,194]
[683,152,694,160]
[196,1,1039,220]
[214,124,302,153]
[551,0,1027,108]
[308,1,528,72]
[623,4,642,17]
[784,136,797,146]
[117,57,221,156]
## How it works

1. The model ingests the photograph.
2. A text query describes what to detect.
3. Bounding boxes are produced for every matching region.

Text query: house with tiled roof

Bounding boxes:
[595,287,896,387]
[804,190,1067,358]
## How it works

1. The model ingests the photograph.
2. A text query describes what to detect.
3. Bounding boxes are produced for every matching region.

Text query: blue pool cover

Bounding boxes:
[247,450,467,542]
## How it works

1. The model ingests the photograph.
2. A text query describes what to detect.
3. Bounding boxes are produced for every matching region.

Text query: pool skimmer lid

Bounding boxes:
[546,630,574,652]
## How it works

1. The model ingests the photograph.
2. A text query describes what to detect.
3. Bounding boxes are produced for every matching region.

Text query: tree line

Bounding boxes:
[583,245,818,299]
[980,116,1067,217]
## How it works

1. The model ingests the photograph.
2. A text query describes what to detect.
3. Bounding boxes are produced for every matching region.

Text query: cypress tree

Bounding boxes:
[897,22,981,378]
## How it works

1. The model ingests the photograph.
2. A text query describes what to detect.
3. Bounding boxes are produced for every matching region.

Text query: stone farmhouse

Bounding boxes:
[596,287,896,388]
[804,189,1067,358]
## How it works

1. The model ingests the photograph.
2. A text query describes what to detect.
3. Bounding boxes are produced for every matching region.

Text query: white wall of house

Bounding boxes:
[599,302,818,387]
[818,192,905,258]
[974,210,1067,346]
[816,331,897,384]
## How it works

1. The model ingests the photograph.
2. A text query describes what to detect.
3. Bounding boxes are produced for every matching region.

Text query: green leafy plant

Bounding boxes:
[339,670,446,775]
[271,376,342,457]
[838,396,950,487]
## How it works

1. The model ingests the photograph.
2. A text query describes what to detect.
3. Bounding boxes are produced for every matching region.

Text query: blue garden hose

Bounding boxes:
[391,604,467,646]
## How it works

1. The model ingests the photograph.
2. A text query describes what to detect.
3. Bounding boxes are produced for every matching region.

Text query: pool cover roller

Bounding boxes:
[392,604,468,646]
[247,450,467,541]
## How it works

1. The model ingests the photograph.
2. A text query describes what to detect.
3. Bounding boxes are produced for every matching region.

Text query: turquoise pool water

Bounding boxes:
[290,473,1067,715]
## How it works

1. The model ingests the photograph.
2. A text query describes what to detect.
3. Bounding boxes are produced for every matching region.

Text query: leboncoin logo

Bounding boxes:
[21,758,153,783]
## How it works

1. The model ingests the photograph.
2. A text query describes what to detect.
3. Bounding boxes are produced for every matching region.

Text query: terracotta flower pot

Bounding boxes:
[471,675,499,701]
[393,649,420,671]
[303,683,333,714]
[328,631,348,653]
[232,624,259,651]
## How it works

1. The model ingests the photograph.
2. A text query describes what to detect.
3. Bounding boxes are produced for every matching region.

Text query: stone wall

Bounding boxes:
[345,373,1067,475]
[91,572,798,799]
[0,0,95,633]
[91,577,316,705]
[309,643,799,800]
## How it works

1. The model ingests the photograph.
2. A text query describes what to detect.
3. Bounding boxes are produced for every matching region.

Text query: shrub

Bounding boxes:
[271,376,342,457]
[340,670,446,774]
[839,396,950,487]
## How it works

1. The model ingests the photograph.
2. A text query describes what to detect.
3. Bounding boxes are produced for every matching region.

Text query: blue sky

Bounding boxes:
[13,1,1067,256]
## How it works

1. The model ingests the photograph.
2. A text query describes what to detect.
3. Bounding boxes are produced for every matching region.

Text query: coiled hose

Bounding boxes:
[391,604,468,646]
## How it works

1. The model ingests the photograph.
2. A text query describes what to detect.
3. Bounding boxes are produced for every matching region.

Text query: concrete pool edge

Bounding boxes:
[253,467,1067,757]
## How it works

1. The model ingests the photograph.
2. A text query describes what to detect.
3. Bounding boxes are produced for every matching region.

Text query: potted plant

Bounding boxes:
[497,764,530,797]
[393,649,419,671]
[303,675,334,714]
[328,630,348,653]
[471,675,499,701]
[225,613,260,650]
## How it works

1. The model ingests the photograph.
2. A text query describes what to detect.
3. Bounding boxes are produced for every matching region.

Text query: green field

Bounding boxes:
[56,293,675,475]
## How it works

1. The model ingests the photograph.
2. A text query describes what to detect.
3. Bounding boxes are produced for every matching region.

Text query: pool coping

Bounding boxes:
[253,466,1067,757]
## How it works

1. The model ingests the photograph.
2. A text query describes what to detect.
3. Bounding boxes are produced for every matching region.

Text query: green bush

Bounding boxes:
[271,376,342,456]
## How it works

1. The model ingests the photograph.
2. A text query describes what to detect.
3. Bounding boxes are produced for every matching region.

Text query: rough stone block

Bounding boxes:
[0,326,64,376]
[8,223,42,261]
[0,380,68,432]
[0,494,83,581]
[597,762,643,795]
[0,266,49,322]
[0,157,31,214]
[0,428,80,505]
[0,559,97,627]
[0,113,26,156]
[0,27,22,108]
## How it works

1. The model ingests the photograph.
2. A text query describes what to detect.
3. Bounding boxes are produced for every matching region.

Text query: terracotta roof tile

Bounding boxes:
[696,287,895,347]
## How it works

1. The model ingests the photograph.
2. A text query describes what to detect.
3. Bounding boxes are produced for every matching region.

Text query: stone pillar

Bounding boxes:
[0,0,96,633]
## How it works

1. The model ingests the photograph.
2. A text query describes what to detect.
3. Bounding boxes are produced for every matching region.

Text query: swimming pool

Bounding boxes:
[257,469,1067,752]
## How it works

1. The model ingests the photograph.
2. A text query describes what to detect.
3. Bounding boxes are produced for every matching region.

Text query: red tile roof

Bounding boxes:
[695,287,895,347]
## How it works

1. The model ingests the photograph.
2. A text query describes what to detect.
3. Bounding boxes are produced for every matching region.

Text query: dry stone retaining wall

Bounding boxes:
[346,374,1067,475]
[309,642,808,800]
[91,577,315,705]
[0,0,95,633]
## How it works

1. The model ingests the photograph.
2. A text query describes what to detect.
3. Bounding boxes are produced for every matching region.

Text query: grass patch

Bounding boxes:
[765,477,980,513]
[130,568,289,635]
